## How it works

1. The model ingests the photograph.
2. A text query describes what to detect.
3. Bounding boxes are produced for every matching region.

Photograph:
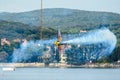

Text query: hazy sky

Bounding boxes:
[0,0,120,14]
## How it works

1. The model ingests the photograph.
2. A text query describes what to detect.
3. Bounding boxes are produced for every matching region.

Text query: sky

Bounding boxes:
[0,0,120,14]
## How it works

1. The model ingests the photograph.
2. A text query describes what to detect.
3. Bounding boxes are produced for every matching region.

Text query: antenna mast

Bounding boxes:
[40,0,43,40]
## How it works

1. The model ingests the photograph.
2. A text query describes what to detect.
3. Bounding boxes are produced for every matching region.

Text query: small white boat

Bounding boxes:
[2,67,15,71]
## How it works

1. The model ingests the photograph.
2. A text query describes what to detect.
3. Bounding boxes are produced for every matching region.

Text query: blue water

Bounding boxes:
[0,68,120,80]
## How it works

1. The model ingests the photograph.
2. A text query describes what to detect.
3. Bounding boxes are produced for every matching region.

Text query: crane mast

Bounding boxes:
[40,0,43,40]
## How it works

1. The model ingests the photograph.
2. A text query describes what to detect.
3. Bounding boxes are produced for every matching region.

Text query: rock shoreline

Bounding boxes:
[0,63,120,68]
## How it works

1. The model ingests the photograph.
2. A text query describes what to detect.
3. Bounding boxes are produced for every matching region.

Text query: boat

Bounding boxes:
[2,67,15,71]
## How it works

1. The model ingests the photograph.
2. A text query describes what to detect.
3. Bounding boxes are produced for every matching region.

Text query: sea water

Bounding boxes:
[0,68,120,80]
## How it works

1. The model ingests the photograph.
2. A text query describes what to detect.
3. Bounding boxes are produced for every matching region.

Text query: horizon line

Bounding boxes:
[0,8,120,14]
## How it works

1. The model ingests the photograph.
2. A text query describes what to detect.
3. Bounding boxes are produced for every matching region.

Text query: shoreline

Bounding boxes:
[0,63,120,68]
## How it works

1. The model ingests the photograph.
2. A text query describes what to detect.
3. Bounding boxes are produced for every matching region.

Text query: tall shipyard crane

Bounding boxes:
[40,0,43,40]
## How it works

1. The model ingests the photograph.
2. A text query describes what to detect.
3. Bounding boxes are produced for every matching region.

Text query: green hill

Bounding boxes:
[0,20,58,40]
[0,20,35,40]
[0,8,120,29]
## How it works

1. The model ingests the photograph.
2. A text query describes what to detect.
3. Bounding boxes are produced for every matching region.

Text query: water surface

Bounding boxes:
[0,68,120,80]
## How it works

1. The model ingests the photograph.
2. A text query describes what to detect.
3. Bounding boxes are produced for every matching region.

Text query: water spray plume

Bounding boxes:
[12,28,117,62]
[12,39,56,62]
[64,28,117,56]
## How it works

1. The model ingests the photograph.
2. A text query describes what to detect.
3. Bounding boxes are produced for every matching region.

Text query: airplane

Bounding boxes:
[54,29,66,50]
[54,29,67,63]
[54,29,62,51]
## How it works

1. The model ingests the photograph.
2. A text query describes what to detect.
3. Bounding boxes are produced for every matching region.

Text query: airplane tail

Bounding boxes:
[58,29,62,42]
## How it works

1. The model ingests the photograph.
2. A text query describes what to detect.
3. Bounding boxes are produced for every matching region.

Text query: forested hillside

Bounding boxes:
[0,8,120,29]
[0,20,58,40]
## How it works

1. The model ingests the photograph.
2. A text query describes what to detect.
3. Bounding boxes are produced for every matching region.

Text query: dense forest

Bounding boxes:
[0,8,120,64]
